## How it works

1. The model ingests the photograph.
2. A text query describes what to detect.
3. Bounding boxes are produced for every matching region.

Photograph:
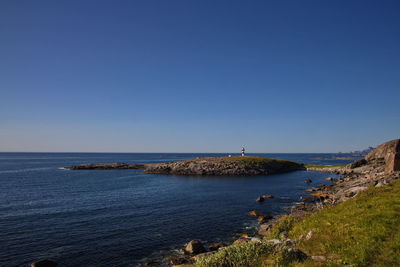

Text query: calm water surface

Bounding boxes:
[0,153,355,266]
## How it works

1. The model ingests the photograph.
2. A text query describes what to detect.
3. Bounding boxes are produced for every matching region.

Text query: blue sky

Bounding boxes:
[1,0,399,152]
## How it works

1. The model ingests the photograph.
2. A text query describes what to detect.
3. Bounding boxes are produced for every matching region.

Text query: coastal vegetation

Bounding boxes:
[190,140,400,267]
[193,180,400,266]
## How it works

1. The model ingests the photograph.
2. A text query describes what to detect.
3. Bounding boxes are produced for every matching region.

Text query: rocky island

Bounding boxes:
[143,156,305,176]
[65,156,305,176]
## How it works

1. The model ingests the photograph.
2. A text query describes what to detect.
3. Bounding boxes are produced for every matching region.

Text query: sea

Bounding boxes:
[0,153,359,266]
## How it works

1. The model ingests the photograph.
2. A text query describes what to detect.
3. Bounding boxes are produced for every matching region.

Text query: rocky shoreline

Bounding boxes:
[65,156,305,176]
[149,139,400,267]
[60,140,400,267]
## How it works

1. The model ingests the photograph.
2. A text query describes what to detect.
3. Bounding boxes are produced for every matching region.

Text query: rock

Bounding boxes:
[256,196,265,202]
[304,179,312,184]
[169,257,187,265]
[249,237,261,243]
[191,252,215,261]
[208,243,224,251]
[184,240,206,255]
[310,192,330,199]
[300,196,316,203]
[346,186,368,196]
[350,159,367,168]
[248,210,264,217]
[366,139,400,173]
[257,215,272,224]
[262,194,274,199]
[30,259,58,267]
[66,163,144,170]
[258,223,273,236]
[305,230,313,240]
[305,188,317,192]
[325,177,334,181]
[311,255,327,262]
[266,239,282,245]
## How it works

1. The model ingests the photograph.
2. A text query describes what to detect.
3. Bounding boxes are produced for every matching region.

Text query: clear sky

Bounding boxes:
[0,0,399,153]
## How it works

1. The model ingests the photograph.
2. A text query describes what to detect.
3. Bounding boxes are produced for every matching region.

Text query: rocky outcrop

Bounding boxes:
[65,163,145,170]
[303,139,400,206]
[365,139,400,173]
[143,156,305,176]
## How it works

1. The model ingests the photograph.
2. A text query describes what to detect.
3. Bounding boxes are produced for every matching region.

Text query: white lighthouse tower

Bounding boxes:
[241,146,245,157]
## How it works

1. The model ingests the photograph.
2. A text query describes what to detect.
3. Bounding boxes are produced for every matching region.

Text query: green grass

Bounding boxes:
[198,156,304,169]
[193,180,400,267]
[288,180,400,267]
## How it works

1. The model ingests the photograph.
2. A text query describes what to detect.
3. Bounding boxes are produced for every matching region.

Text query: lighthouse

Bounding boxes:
[241,147,245,157]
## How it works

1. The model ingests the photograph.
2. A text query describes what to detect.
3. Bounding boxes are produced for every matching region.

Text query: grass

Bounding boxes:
[198,156,304,169]
[193,180,400,267]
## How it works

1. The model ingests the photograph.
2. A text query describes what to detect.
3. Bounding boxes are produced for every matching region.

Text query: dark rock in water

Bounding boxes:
[208,242,225,251]
[30,259,58,267]
[144,156,305,176]
[183,240,206,255]
[256,196,265,202]
[65,163,145,170]
[304,179,312,184]
[324,177,334,182]
[300,196,316,203]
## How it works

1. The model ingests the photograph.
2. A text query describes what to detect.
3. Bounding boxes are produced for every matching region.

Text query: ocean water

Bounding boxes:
[0,153,356,266]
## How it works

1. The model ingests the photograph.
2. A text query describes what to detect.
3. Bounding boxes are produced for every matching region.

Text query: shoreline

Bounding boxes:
[158,139,400,266]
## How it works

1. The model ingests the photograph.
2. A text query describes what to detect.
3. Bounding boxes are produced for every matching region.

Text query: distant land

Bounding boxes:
[339,146,375,155]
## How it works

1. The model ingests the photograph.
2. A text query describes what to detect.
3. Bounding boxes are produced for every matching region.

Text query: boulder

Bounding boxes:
[208,243,225,251]
[350,159,367,168]
[304,179,312,184]
[184,240,206,255]
[305,230,313,241]
[250,237,262,243]
[248,210,264,217]
[30,259,58,267]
